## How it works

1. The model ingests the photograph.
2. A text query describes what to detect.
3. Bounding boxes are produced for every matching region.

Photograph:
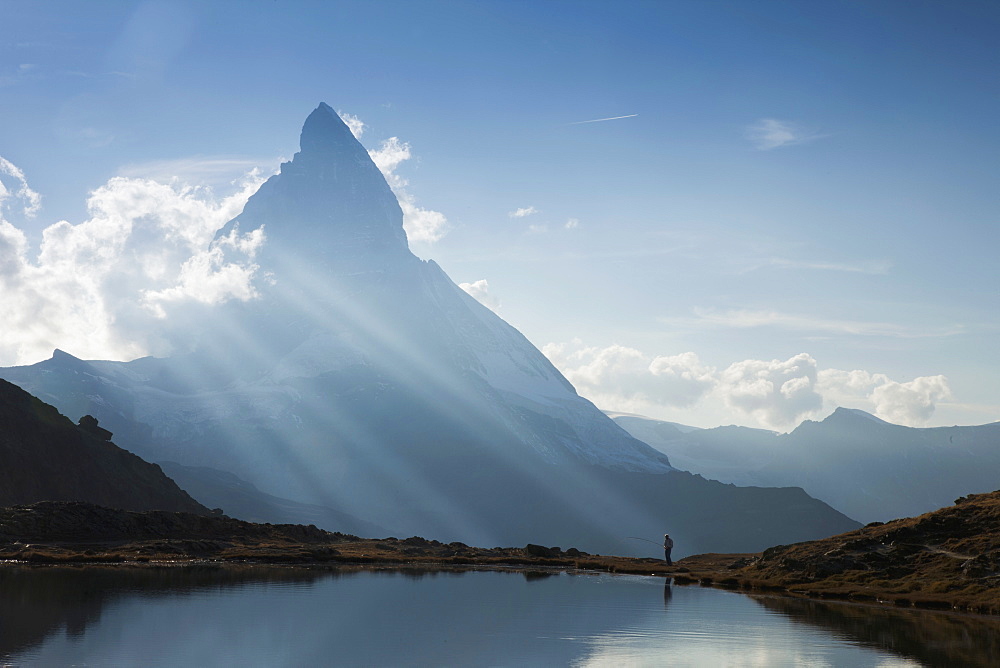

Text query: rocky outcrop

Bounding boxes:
[77,415,113,441]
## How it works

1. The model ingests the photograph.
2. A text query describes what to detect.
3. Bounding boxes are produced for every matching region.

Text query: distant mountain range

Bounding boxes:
[611,408,1000,524]
[0,104,859,556]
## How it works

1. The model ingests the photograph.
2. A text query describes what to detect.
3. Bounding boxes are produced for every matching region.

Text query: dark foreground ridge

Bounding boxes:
[0,378,207,514]
[0,501,650,571]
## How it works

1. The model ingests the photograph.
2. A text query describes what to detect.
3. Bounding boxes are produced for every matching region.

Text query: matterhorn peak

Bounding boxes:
[298,102,363,158]
[218,103,409,269]
[0,102,863,558]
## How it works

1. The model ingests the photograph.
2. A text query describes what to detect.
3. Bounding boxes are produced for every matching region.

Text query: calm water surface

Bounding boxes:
[2,566,998,666]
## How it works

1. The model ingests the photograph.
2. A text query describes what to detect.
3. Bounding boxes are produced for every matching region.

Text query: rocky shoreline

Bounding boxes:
[3,495,999,617]
[0,500,669,573]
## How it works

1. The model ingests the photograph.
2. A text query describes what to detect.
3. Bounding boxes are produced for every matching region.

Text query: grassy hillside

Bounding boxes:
[680,489,1000,614]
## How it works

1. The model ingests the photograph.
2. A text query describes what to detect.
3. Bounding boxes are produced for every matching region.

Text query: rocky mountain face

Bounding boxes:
[613,408,1000,524]
[0,104,860,556]
[0,378,207,514]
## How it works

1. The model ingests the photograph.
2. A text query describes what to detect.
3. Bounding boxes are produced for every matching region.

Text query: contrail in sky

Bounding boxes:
[569,114,639,125]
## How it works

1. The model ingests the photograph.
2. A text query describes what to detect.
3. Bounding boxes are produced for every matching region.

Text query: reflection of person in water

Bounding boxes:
[663,578,673,607]
[663,534,674,565]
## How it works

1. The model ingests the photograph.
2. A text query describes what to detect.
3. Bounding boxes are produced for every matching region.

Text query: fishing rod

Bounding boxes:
[625,536,662,546]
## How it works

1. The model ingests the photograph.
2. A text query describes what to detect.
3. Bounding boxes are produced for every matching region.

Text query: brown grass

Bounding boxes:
[674,491,1000,615]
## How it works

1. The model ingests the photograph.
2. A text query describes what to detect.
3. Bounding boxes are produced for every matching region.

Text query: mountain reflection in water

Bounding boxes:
[751,594,1000,668]
[0,565,326,659]
[2,567,996,666]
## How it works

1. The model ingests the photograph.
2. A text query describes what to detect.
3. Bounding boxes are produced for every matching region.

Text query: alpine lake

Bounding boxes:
[2,565,999,667]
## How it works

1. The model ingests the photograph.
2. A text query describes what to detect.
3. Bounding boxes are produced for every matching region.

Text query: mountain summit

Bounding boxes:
[1,104,859,554]
[218,103,408,273]
[300,102,369,156]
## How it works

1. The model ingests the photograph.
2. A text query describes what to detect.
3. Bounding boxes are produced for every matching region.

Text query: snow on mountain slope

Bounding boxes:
[412,258,670,471]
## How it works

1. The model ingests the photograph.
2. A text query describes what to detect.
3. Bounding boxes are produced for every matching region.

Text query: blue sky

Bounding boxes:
[1,0,997,430]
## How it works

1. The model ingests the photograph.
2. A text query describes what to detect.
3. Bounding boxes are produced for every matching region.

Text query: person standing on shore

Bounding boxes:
[663,533,674,565]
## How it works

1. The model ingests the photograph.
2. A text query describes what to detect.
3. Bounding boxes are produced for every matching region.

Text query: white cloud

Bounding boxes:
[663,308,964,339]
[762,257,891,275]
[398,201,448,244]
[642,226,892,278]
[118,158,271,190]
[871,375,951,425]
[818,369,952,426]
[140,225,265,317]
[527,223,548,235]
[458,279,501,314]
[338,112,366,139]
[816,368,888,405]
[715,353,823,429]
[541,341,715,413]
[746,118,826,150]
[368,136,409,178]
[0,159,266,365]
[368,135,448,243]
[0,156,41,217]
[543,340,952,429]
[542,341,650,410]
[565,218,579,230]
[649,352,718,404]
[509,206,538,218]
